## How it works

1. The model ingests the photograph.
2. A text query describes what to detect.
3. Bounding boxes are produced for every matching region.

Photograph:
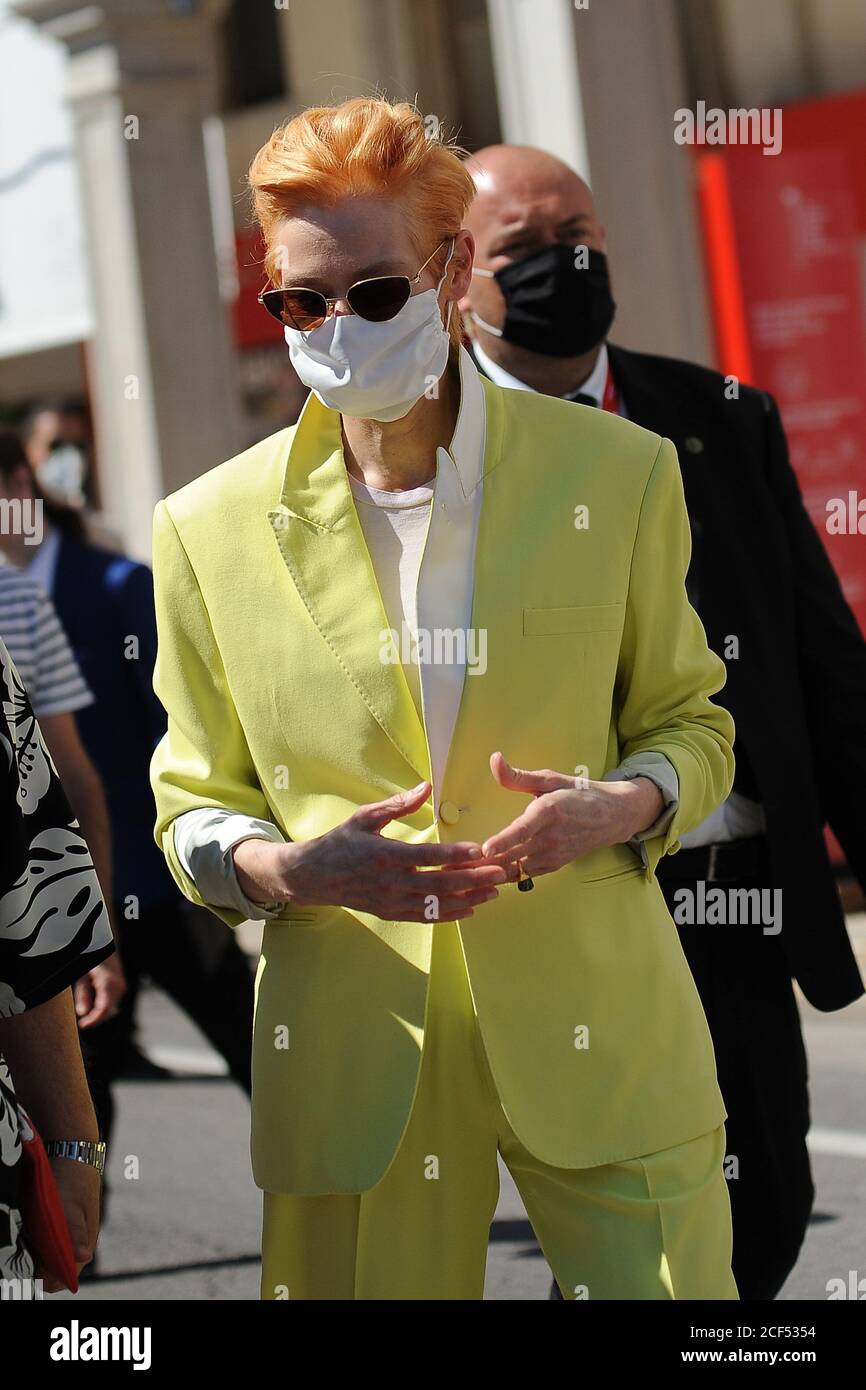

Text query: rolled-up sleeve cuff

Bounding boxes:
[604,753,680,867]
[172,810,288,921]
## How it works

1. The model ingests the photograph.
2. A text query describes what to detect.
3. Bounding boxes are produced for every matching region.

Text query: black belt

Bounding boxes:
[656,834,770,885]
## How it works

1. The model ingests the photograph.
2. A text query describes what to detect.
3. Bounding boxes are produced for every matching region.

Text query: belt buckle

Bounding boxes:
[706,843,719,883]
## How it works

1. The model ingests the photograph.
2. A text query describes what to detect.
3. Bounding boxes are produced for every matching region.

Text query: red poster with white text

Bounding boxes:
[699,137,866,635]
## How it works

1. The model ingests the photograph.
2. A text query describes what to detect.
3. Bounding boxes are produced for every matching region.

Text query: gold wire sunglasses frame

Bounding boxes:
[258,239,450,332]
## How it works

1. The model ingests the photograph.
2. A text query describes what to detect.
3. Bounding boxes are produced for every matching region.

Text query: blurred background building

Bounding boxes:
[1,0,865,573]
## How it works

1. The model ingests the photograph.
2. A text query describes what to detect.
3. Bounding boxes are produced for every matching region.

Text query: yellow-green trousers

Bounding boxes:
[261,921,739,1301]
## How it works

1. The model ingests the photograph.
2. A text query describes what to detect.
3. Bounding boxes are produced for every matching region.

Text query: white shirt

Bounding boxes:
[472,338,618,413]
[347,471,433,720]
[173,346,678,917]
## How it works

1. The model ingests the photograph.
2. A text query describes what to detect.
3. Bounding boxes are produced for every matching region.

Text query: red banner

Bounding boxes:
[696,93,866,870]
[699,138,866,632]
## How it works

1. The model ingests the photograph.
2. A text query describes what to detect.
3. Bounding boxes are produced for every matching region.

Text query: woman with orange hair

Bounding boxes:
[150,97,738,1299]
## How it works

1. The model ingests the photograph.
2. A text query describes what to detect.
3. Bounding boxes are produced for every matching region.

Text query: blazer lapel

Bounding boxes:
[267,391,432,785]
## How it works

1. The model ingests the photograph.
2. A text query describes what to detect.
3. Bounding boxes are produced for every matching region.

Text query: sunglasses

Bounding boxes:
[258,239,450,333]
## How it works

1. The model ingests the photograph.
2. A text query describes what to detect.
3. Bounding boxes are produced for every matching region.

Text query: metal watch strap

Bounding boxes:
[44,1139,107,1175]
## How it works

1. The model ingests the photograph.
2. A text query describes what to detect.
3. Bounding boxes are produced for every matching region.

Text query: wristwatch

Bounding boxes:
[44,1139,107,1175]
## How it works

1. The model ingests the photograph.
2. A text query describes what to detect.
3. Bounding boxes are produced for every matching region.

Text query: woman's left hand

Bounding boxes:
[480,751,664,881]
[37,1156,102,1292]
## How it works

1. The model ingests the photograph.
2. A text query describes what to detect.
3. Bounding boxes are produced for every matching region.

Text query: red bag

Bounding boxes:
[17,1108,79,1293]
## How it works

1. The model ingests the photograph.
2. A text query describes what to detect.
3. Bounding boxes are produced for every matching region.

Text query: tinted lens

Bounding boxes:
[262,288,327,331]
[347,276,412,323]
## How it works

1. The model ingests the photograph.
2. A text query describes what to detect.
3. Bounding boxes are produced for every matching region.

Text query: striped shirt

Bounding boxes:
[0,559,93,718]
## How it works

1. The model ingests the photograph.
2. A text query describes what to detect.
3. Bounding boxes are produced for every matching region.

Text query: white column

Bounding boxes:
[485,0,591,179]
[13,0,242,560]
[65,43,163,559]
[280,0,460,123]
[567,0,714,364]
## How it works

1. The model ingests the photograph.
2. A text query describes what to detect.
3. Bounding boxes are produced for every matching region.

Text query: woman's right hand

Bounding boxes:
[233,781,507,923]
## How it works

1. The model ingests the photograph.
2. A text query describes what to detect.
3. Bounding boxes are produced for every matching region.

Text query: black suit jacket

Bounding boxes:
[471,339,865,1011]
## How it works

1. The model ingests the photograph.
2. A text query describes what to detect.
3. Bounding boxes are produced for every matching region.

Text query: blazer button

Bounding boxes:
[684,436,704,455]
[439,799,461,825]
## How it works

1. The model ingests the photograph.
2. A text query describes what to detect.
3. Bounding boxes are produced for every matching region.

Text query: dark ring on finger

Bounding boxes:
[517,857,535,893]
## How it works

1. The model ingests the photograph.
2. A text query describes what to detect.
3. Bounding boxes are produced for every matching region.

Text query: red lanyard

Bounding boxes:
[601,367,621,415]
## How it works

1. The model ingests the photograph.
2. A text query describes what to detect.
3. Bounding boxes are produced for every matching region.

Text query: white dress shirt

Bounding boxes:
[347,470,434,720]
[174,345,679,917]
[472,338,619,413]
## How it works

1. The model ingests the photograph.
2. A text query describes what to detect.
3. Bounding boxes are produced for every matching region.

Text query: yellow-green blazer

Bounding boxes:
[151,372,735,1195]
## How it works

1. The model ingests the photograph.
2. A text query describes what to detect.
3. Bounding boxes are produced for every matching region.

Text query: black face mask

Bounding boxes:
[471,243,615,358]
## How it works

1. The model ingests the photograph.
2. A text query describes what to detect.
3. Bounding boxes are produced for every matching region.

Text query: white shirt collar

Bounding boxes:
[471,337,609,407]
[437,343,486,501]
[571,342,609,406]
[470,337,535,393]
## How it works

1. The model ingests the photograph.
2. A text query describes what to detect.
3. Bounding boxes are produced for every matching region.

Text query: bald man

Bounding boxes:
[461,145,866,1301]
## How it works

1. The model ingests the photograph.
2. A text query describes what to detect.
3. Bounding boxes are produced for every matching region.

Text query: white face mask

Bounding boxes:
[37,445,87,508]
[284,240,455,421]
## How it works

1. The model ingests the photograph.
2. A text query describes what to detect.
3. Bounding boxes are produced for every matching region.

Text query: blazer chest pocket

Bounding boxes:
[523,603,623,637]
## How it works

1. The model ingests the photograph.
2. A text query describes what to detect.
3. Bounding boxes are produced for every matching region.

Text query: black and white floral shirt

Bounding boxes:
[0,637,114,1286]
